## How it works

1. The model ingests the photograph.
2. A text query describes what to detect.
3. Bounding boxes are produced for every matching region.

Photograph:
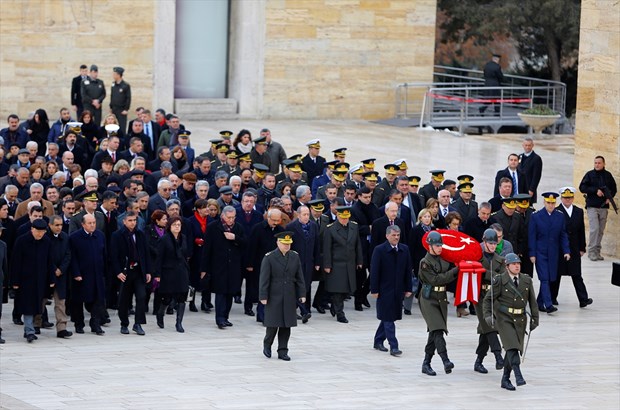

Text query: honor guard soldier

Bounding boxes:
[260,231,306,361]
[473,229,506,373]
[418,231,459,376]
[81,65,106,126]
[110,67,131,133]
[483,253,539,391]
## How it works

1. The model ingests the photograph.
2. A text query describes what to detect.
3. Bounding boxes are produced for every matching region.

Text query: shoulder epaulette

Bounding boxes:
[327,223,334,227]
[349,221,358,225]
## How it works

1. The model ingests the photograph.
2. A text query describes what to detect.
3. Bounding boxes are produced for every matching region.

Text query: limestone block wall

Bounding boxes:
[262,0,437,119]
[573,0,620,256]
[0,0,155,124]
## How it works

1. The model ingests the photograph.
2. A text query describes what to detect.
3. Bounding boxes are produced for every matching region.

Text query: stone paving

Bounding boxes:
[1,121,618,409]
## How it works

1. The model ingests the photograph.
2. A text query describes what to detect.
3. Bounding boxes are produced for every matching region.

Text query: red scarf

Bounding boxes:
[194,211,207,233]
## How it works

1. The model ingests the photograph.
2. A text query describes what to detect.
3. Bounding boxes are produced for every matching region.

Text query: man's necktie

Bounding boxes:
[442,208,448,217]
[511,171,518,195]
[513,276,519,288]
[111,152,116,162]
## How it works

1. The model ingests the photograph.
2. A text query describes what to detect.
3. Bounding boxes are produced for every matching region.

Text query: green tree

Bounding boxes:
[437,0,581,82]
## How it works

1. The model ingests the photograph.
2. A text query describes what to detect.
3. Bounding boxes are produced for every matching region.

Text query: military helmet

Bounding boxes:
[505,253,521,264]
[426,231,443,246]
[482,228,498,244]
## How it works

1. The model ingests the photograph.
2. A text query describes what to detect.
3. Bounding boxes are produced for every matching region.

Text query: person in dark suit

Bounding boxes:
[234,192,264,309]
[528,192,570,313]
[323,206,363,323]
[47,215,73,338]
[286,205,320,321]
[117,136,148,164]
[488,177,514,213]
[58,131,88,171]
[69,213,107,335]
[494,154,528,197]
[550,187,592,308]
[370,225,412,356]
[200,206,247,329]
[247,209,284,322]
[0,223,7,344]
[463,202,496,242]
[301,139,326,185]
[518,138,543,204]
[71,65,88,117]
[259,231,306,361]
[110,211,152,335]
[148,179,172,215]
[479,53,504,115]
[139,110,161,154]
[370,202,408,259]
[154,215,191,332]
[10,219,54,343]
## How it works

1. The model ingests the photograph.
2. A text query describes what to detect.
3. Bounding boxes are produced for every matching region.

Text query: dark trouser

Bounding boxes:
[215,293,233,325]
[313,281,328,308]
[264,327,291,354]
[550,275,589,303]
[112,109,127,134]
[520,256,534,278]
[331,293,347,319]
[72,299,105,330]
[504,348,521,369]
[354,267,369,306]
[117,269,147,327]
[475,331,502,356]
[145,286,160,314]
[297,287,312,315]
[201,290,212,307]
[374,320,398,349]
[425,329,447,355]
[12,290,21,322]
[243,269,259,312]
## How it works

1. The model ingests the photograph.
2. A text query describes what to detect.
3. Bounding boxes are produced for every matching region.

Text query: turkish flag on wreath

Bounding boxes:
[422,229,485,305]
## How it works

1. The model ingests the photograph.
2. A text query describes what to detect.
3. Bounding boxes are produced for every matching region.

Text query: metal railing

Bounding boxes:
[395,65,567,134]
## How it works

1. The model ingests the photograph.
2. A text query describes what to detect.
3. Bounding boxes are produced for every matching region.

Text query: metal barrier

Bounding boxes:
[394,65,567,134]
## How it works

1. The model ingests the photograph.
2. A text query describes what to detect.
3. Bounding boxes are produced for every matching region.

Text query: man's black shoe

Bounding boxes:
[13,318,24,325]
[92,328,105,336]
[263,346,271,358]
[278,353,291,361]
[373,344,388,352]
[224,320,233,327]
[132,324,145,336]
[579,298,593,308]
[302,313,311,324]
[26,334,36,343]
[245,309,255,317]
[57,330,73,338]
[234,296,242,304]
[337,316,348,324]
[42,321,54,329]
[314,305,326,314]
[217,323,226,329]
[390,349,402,357]
[120,326,130,335]
[404,309,412,315]
[75,326,84,334]
[34,327,41,335]
[546,306,558,314]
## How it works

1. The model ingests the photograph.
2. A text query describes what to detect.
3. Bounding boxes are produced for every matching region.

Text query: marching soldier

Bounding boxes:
[81,65,106,126]
[418,231,459,376]
[483,253,539,391]
[259,231,306,361]
[474,229,506,373]
[110,67,131,133]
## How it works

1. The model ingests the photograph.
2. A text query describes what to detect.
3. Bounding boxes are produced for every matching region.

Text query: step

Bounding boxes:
[174,98,238,120]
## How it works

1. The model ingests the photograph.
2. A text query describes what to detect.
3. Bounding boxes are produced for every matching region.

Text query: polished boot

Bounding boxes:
[439,352,454,374]
[156,304,166,329]
[474,355,488,374]
[512,364,526,386]
[175,303,186,333]
[421,354,436,376]
[501,367,516,391]
[188,301,198,312]
[493,351,504,370]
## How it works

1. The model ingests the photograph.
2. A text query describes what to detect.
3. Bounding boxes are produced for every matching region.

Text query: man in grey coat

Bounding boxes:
[259,231,306,361]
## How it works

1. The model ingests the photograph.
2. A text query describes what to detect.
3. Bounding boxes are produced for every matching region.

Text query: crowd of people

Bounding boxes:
[0,64,617,390]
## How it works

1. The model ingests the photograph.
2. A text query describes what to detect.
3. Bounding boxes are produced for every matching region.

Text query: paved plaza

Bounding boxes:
[1,121,618,409]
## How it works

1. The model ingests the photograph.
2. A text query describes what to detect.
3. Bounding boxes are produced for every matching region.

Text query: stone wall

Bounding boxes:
[573,0,620,256]
[262,0,437,119]
[0,0,155,124]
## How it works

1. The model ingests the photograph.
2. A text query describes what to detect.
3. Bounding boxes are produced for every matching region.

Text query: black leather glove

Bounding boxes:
[530,319,538,331]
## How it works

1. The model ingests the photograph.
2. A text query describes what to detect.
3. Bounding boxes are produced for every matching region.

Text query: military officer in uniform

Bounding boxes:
[484,253,539,391]
[81,64,106,126]
[528,192,570,313]
[473,229,506,373]
[551,187,593,308]
[372,164,398,207]
[260,231,306,361]
[452,181,478,225]
[419,170,445,206]
[301,139,326,184]
[323,206,363,323]
[110,67,131,133]
[418,231,459,376]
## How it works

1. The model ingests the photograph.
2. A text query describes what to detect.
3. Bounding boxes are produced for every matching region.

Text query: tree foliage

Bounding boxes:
[437,0,581,82]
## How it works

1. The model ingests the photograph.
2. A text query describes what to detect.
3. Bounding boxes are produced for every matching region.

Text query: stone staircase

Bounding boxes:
[174,98,238,120]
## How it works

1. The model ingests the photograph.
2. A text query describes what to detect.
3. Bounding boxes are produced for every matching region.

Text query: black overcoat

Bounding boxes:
[11,233,54,315]
[556,205,586,276]
[200,220,246,294]
[48,231,71,299]
[154,232,190,294]
[286,219,320,290]
[370,241,412,321]
[69,229,106,303]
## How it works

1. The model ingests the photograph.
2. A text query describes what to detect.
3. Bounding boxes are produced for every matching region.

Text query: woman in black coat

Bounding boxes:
[154,216,191,333]
[26,109,50,157]
[145,210,168,315]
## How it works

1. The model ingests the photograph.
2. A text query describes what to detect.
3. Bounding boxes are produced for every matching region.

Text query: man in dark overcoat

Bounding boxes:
[10,219,55,342]
[47,215,73,338]
[69,213,107,335]
[323,206,363,323]
[0,223,7,343]
[200,205,247,329]
[110,211,152,336]
[370,225,412,356]
[259,231,306,361]
[286,205,320,322]
[528,192,570,313]
[484,253,539,391]
[247,209,284,322]
[551,187,592,308]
